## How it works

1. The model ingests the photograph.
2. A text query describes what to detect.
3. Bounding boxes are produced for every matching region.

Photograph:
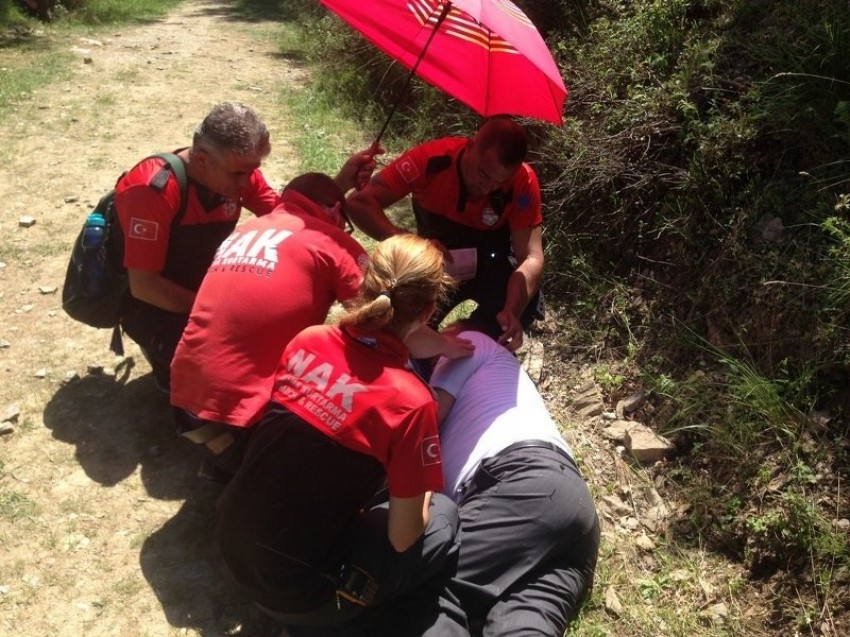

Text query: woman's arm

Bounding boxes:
[387,492,432,552]
[405,324,474,360]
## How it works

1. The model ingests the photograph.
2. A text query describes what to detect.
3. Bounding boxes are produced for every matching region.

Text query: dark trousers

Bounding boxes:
[270,493,461,635]
[447,446,600,636]
[358,445,600,637]
[120,299,189,392]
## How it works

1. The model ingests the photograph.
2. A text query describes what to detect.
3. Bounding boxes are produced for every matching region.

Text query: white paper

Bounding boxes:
[445,248,477,282]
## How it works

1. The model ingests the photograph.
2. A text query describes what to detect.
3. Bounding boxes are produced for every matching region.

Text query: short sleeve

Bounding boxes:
[384,402,445,498]
[241,169,283,217]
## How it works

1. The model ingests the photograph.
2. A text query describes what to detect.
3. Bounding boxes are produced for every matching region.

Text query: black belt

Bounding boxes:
[499,439,574,465]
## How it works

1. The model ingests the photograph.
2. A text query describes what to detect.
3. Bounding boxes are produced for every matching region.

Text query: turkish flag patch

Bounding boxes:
[421,435,442,466]
[129,218,159,241]
[397,157,421,184]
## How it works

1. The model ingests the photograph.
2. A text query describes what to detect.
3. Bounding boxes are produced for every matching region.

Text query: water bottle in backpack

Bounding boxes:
[80,212,107,297]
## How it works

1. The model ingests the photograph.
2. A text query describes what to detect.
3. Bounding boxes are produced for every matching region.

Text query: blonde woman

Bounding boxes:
[216,234,462,630]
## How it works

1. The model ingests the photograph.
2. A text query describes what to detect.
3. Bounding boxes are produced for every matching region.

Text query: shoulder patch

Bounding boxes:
[148,164,172,192]
[425,155,452,175]
[421,435,442,466]
[396,156,422,184]
[516,193,531,211]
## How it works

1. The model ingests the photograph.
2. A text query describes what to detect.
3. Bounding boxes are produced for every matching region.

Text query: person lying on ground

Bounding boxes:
[351,322,600,637]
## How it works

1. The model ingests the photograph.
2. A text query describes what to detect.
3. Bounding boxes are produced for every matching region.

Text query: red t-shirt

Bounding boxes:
[379,137,543,233]
[271,324,445,498]
[170,198,367,427]
[114,154,280,275]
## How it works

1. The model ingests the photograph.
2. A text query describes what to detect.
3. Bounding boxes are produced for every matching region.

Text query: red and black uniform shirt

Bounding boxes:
[379,137,543,256]
[113,153,280,293]
[271,323,445,499]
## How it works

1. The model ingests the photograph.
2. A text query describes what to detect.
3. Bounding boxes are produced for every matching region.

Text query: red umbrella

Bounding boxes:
[319,0,567,143]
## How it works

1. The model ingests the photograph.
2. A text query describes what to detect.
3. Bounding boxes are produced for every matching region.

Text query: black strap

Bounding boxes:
[150,151,190,225]
[498,439,574,465]
[107,152,189,353]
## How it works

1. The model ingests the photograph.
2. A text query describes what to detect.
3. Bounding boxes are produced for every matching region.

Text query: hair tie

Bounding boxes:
[377,290,393,301]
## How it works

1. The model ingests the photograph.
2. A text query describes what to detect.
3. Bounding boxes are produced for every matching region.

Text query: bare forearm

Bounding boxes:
[128,273,195,313]
[346,191,406,240]
[387,493,431,552]
[503,257,543,316]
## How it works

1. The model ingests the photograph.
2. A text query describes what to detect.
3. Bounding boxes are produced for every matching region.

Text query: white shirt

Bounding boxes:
[430,331,573,502]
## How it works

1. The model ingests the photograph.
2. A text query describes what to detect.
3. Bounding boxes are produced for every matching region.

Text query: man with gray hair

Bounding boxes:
[113,102,374,391]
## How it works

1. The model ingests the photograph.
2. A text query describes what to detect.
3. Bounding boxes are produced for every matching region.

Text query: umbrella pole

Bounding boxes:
[370,1,453,153]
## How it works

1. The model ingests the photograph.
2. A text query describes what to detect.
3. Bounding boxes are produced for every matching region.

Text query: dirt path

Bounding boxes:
[0,2,781,636]
[0,2,302,635]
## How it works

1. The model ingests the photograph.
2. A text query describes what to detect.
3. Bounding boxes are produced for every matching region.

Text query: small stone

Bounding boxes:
[18,216,36,227]
[635,534,656,551]
[571,387,605,418]
[0,423,15,436]
[18,304,34,314]
[604,587,623,616]
[600,494,631,516]
[642,504,669,533]
[38,285,57,295]
[704,602,729,621]
[34,369,48,379]
[0,340,10,349]
[0,261,6,269]
[63,533,91,551]
[624,428,674,463]
[602,419,636,442]
[64,195,79,204]
[520,339,545,384]
[835,518,850,531]
[63,370,81,384]
[601,410,617,420]
[616,390,647,418]
[1,404,20,423]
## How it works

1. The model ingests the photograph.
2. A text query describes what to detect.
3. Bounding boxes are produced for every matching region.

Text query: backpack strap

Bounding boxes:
[108,152,189,357]
[150,151,190,224]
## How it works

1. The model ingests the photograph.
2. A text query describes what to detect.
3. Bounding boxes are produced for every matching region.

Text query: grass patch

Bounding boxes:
[0,0,181,119]
[60,0,179,25]
[0,38,73,115]
[0,490,38,520]
[278,72,417,248]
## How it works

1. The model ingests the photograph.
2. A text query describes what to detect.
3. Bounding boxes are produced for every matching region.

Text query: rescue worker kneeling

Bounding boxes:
[215,235,461,627]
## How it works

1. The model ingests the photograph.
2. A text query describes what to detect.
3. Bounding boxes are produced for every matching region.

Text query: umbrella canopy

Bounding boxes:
[319,0,567,129]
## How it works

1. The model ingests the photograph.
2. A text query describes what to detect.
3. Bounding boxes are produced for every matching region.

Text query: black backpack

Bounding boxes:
[61,153,189,351]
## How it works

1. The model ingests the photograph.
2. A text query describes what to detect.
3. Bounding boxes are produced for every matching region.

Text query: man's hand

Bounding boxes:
[496,310,523,352]
[335,144,385,193]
